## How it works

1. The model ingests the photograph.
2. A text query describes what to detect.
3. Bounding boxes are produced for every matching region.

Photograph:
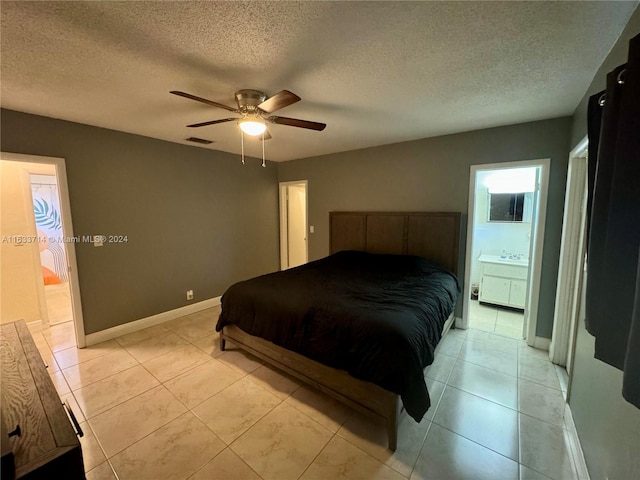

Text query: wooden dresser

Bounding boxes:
[0,320,85,479]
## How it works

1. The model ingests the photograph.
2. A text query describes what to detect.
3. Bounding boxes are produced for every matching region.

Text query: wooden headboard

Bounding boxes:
[330,211,461,274]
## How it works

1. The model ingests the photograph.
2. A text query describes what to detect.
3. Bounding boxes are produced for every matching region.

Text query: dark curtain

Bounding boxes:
[586,33,640,408]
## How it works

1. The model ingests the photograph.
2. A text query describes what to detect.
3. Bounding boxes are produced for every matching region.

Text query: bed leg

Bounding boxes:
[387,396,401,451]
[387,416,398,451]
[220,335,226,352]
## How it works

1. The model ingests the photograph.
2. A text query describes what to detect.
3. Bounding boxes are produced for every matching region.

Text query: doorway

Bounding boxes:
[550,136,588,373]
[0,152,85,348]
[462,159,550,346]
[279,181,308,270]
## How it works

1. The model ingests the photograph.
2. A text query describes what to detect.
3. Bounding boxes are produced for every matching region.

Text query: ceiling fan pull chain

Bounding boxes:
[241,130,245,165]
[262,132,266,167]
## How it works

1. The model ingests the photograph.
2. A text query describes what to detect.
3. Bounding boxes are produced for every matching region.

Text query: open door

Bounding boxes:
[279,181,308,270]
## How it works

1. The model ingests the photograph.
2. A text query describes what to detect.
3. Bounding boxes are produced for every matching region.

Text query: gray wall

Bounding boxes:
[568,7,640,480]
[277,117,572,338]
[1,109,280,334]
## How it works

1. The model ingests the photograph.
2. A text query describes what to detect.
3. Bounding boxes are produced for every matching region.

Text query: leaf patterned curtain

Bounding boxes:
[30,175,68,282]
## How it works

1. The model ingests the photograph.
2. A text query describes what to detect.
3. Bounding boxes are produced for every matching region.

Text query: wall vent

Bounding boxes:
[186,137,214,144]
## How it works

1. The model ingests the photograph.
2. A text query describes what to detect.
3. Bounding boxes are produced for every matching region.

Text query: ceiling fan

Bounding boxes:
[170,89,326,140]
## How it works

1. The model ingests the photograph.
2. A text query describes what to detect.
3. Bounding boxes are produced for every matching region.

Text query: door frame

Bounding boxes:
[1,152,86,348]
[279,180,308,270]
[549,136,588,369]
[462,158,550,347]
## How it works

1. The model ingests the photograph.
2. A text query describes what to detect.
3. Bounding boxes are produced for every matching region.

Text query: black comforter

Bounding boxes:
[215,250,460,421]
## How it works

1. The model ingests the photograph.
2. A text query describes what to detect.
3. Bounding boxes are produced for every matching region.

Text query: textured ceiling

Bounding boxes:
[1,1,637,162]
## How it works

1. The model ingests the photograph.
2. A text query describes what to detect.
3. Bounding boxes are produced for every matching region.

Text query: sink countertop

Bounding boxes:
[478,254,529,267]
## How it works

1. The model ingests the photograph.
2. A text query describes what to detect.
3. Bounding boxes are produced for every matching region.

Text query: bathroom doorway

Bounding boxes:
[462,159,550,346]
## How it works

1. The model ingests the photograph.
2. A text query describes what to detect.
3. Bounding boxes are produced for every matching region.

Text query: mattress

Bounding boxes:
[216,250,460,421]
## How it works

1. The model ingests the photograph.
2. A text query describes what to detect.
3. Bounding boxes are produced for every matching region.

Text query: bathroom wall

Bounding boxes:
[469,184,533,286]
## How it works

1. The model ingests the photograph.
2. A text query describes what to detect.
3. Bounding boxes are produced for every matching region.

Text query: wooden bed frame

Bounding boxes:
[220,211,461,450]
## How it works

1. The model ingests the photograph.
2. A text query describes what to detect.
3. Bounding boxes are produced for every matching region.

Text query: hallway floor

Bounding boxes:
[28,308,582,480]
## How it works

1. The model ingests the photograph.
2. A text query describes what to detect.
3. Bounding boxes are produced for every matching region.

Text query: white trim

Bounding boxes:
[26,319,44,333]
[1,152,87,347]
[569,135,589,160]
[533,336,551,351]
[462,168,478,330]
[84,296,222,346]
[563,402,591,480]
[462,159,550,348]
[525,159,551,346]
[549,136,588,366]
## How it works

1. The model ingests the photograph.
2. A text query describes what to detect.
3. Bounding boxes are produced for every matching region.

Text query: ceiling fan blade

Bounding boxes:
[171,91,237,112]
[269,116,326,131]
[187,118,237,128]
[258,90,301,114]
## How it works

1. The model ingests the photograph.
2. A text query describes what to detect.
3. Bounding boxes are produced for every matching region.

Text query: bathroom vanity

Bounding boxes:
[478,254,529,310]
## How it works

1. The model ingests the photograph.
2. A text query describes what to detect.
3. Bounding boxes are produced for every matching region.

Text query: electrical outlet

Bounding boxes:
[186,290,194,300]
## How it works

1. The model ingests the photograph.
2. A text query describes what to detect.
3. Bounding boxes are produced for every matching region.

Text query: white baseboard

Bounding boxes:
[563,403,591,479]
[534,336,552,350]
[26,319,44,333]
[84,296,222,346]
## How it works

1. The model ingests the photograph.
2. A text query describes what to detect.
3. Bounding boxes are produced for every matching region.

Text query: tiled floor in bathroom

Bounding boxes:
[468,299,525,339]
[29,306,582,480]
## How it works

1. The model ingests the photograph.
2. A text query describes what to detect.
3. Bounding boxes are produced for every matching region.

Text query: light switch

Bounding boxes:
[94,235,104,247]
[310,225,315,234]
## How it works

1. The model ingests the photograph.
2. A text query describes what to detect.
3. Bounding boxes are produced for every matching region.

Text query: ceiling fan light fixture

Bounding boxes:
[239,119,266,136]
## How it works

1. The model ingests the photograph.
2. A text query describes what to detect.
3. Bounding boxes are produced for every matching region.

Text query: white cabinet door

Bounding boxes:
[509,279,527,308]
[481,276,511,305]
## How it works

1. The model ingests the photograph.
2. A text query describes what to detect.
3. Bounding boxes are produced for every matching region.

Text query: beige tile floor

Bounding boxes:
[468,299,525,339]
[27,307,581,480]
[44,281,74,325]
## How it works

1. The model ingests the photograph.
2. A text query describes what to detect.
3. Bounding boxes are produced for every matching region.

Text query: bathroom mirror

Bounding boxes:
[488,192,525,222]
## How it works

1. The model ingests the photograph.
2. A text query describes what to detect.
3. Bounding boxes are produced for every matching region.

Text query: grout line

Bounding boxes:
[78,319,574,479]
[74,364,158,420]
[80,417,115,475]
[431,421,520,466]
[296,432,335,480]
[441,384,520,415]
[408,421,434,479]
[122,335,190,364]
[61,351,139,392]
[54,339,124,369]
[114,325,173,349]
[453,354,518,378]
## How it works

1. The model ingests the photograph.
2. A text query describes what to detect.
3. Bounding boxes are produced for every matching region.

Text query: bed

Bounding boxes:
[216,211,461,450]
